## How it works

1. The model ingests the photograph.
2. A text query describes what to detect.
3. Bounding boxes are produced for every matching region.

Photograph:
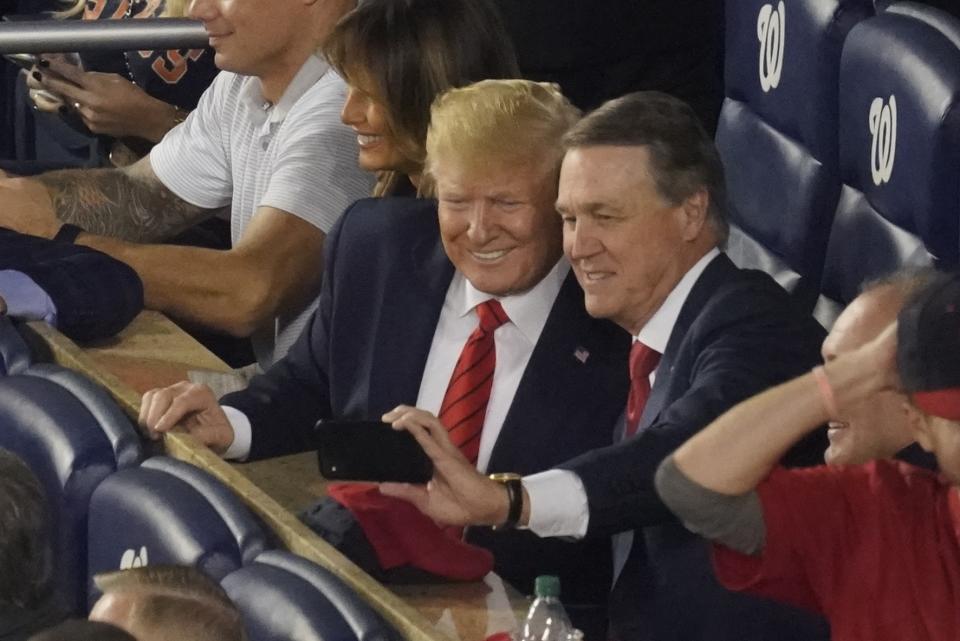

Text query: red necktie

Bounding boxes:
[625,341,661,438]
[439,300,509,464]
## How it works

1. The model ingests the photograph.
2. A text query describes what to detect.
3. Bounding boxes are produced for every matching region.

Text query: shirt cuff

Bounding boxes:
[0,270,58,326]
[221,406,252,461]
[523,469,589,538]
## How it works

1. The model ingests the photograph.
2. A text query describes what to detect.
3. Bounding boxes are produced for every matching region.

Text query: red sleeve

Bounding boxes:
[711,463,888,615]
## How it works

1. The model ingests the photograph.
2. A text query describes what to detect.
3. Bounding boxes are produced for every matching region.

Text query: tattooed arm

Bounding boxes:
[0,162,321,337]
[0,157,222,242]
[75,207,326,337]
[37,157,225,242]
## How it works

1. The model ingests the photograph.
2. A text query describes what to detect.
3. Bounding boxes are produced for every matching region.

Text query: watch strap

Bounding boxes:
[54,223,85,244]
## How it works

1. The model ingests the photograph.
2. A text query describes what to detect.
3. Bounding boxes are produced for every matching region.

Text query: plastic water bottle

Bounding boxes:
[520,575,573,641]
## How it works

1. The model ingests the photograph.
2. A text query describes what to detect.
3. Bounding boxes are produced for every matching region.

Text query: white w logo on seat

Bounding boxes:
[757,1,786,92]
[869,95,897,186]
[119,546,149,570]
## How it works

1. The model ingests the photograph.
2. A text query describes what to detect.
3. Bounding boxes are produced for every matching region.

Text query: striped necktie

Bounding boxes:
[624,341,661,438]
[438,299,509,464]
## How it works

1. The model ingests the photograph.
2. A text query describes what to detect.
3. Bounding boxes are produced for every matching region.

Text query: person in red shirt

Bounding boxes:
[655,270,960,641]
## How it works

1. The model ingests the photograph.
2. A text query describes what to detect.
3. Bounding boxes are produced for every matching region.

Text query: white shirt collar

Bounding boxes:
[239,54,330,128]
[450,260,571,344]
[636,248,721,352]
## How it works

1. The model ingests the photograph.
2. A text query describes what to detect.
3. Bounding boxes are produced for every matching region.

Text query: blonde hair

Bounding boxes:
[425,79,581,184]
[94,566,246,641]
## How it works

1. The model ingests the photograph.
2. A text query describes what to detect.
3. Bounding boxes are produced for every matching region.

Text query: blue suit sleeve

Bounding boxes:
[561,286,826,538]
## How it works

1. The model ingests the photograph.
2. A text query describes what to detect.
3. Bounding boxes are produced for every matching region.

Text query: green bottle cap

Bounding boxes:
[534,575,560,598]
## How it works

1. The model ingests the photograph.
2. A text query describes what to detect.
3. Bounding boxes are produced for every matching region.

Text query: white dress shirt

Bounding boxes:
[222,260,570,464]
[523,248,721,539]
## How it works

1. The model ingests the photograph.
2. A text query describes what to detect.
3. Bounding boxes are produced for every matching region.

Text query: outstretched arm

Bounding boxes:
[670,323,897,495]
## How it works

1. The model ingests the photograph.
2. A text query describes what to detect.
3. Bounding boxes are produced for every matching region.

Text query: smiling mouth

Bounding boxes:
[470,249,511,262]
[827,421,850,438]
[356,134,383,148]
[579,270,614,283]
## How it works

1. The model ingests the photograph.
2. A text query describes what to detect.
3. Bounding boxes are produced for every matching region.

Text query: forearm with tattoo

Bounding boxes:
[36,167,226,243]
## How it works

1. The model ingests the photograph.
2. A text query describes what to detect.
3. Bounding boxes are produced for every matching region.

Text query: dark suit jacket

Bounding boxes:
[560,254,830,641]
[0,228,143,341]
[223,197,630,616]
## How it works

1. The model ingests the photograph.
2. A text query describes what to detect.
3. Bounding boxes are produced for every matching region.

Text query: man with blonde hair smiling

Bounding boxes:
[142,79,630,635]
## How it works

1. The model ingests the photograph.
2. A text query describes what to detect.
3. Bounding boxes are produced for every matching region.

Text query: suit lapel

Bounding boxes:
[488,272,605,471]
[638,254,735,430]
[368,220,454,414]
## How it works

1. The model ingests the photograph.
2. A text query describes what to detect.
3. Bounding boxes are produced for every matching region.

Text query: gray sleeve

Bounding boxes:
[654,455,766,555]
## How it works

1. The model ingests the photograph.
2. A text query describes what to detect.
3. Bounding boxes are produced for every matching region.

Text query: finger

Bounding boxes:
[38,74,90,104]
[44,57,86,86]
[379,482,430,509]
[142,381,193,431]
[138,390,169,440]
[138,389,155,427]
[153,384,215,433]
[395,417,458,464]
[396,409,463,457]
[382,404,414,422]
[28,88,63,113]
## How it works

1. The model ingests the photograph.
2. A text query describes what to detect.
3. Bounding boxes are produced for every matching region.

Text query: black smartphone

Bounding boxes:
[315,419,433,484]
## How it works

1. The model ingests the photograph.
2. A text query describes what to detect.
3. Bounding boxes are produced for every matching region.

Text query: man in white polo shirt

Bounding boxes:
[0,0,373,367]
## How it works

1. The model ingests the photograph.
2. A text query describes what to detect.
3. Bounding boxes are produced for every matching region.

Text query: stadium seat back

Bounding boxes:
[0,317,31,375]
[0,375,117,613]
[87,456,270,609]
[223,550,400,641]
[724,0,873,163]
[719,0,872,311]
[24,363,142,468]
[818,5,960,320]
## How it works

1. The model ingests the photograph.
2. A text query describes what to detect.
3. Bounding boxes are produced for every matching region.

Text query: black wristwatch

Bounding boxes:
[54,223,85,244]
[489,472,523,531]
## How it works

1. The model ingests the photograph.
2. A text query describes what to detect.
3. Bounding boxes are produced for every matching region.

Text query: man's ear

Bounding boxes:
[904,401,935,451]
[679,188,710,242]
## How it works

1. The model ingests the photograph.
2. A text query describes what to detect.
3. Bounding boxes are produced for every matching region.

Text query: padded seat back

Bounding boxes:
[0,317,31,375]
[718,0,872,310]
[87,456,270,609]
[24,363,142,469]
[0,374,117,612]
[817,4,960,322]
[222,551,400,641]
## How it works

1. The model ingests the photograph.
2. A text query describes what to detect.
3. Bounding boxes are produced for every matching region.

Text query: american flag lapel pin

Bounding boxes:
[573,347,590,364]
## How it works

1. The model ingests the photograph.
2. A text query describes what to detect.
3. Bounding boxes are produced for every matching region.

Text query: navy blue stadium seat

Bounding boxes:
[0,317,31,375]
[86,456,270,609]
[718,0,872,311]
[23,363,142,469]
[0,374,119,612]
[222,550,401,641]
[817,3,960,322]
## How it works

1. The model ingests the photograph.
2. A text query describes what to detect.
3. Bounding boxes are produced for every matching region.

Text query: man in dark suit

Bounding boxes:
[139,80,630,633]
[382,92,829,641]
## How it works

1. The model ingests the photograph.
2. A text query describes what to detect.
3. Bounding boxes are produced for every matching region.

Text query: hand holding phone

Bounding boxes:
[315,419,434,484]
